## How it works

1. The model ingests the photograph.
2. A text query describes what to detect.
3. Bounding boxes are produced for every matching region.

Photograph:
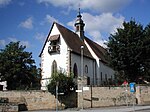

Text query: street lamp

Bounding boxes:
[81,45,84,109]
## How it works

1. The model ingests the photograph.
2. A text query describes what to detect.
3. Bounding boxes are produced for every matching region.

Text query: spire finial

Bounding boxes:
[74,4,85,40]
[78,3,81,15]
[77,3,82,18]
[78,7,81,15]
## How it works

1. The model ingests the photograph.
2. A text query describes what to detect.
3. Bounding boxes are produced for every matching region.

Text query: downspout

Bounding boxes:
[69,50,71,75]
[93,60,95,85]
[68,48,72,76]
[95,60,97,85]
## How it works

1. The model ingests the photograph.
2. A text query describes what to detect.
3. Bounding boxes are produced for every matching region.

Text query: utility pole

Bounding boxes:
[81,45,84,109]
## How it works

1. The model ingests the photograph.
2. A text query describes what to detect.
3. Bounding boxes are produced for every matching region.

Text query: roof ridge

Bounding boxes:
[84,36,108,63]
[55,22,94,59]
[84,36,106,50]
[55,22,77,35]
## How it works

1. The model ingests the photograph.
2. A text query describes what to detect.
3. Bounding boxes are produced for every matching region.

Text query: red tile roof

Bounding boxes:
[39,22,108,63]
[84,37,108,63]
[55,22,93,59]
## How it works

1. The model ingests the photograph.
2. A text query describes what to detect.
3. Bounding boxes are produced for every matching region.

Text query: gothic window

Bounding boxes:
[73,63,78,78]
[52,60,57,74]
[105,74,107,81]
[111,75,113,80]
[85,65,88,74]
[101,72,103,81]
[76,26,79,31]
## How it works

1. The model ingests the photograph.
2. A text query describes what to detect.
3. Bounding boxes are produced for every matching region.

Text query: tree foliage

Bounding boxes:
[47,71,75,96]
[0,41,41,90]
[107,20,150,82]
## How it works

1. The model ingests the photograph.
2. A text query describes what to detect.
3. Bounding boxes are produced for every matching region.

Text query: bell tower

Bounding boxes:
[74,8,85,40]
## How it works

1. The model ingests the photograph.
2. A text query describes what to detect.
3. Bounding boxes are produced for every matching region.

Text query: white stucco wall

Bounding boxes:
[99,61,115,85]
[84,39,115,85]
[41,23,69,90]
[40,23,115,90]
[71,53,95,85]
[0,81,7,90]
[84,39,99,84]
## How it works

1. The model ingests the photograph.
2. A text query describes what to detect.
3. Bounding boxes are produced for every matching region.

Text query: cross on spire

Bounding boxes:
[74,7,85,40]
[77,7,82,18]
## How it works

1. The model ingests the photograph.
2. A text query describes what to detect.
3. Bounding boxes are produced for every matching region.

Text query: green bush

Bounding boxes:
[47,71,75,96]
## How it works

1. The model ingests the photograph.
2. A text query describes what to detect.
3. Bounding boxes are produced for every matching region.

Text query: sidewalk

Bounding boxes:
[22,105,150,112]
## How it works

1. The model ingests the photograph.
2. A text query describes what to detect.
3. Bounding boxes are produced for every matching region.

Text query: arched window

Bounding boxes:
[101,72,103,81]
[85,65,88,74]
[105,74,107,81]
[52,60,57,74]
[73,63,78,78]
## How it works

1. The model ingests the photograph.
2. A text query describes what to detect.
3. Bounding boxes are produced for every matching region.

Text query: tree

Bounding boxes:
[47,71,75,96]
[107,20,150,82]
[0,41,41,90]
[142,24,150,80]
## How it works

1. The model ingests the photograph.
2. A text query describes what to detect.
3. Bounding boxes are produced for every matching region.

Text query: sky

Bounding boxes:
[0,0,150,67]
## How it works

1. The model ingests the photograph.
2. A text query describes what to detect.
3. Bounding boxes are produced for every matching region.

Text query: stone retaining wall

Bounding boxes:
[77,86,150,108]
[0,91,57,111]
[0,103,18,112]
[78,86,133,108]
[137,86,150,104]
[0,86,149,111]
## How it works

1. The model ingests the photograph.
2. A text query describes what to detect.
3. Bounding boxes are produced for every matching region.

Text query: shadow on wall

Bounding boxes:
[0,97,28,111]
[18,104,28,111]
[58,92,77,109]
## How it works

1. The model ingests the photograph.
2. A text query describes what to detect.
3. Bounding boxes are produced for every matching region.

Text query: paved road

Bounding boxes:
[21,106,150,112]
[135,108,150,112]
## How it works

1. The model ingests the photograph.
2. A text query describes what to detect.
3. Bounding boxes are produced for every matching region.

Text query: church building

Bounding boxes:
[39,10,115,90]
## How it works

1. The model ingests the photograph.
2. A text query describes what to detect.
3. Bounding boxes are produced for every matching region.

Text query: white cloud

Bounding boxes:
[18,2,25,6]
[0,39,6,47]
[88,31,102,40]
[96,39,108,48]
[8,37,30,48]
[20,41,30,48]
[45,14,58,24]
[8,37,18,42]
[67,12,124,47]
[81,0,132,12]
[0,37,30,48]
[82,13,124,35]
[37,0,76,7]
[19,17,33,29]
[40,14,59,26]
[37,0,132,13]
[35,33,46,42]
[41,14,65,27]
[0,0,11,7]
[37,0,129,47]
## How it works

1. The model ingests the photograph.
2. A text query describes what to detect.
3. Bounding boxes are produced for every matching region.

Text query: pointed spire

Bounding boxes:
[77,8,82,18]
[74,8,85,40]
